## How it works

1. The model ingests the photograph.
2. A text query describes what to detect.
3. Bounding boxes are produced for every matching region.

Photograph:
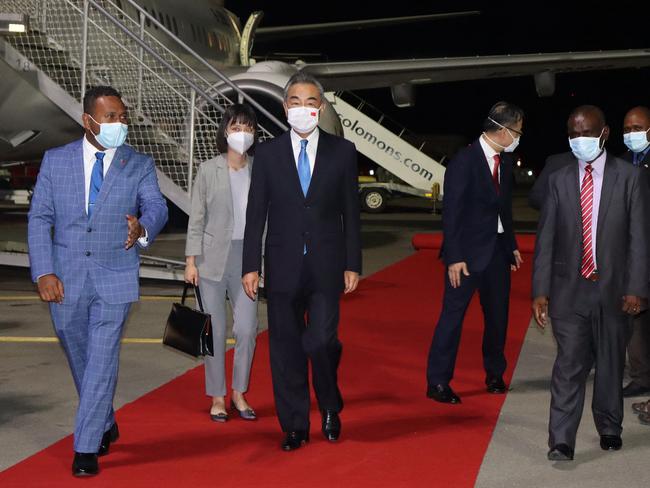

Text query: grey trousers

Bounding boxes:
[200,240,258,397]
[628,310,650,387]
[549,279,630,449]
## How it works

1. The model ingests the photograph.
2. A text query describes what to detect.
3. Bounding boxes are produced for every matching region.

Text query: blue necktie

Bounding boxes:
[298,139,311,196]
[88,151,105,217]
[298,139,311,254]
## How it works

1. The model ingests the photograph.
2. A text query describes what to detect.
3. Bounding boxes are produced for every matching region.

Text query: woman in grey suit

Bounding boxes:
[185,104,259,422]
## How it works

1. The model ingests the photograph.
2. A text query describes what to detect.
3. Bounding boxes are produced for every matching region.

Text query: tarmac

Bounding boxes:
[1,193,648,487]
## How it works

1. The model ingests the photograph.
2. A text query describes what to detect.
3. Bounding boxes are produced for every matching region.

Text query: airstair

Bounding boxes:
[0,0,286,278]
[325,91,446,212]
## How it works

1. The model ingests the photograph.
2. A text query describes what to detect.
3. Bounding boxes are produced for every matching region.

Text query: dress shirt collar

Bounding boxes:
[290,127,319,151]
[83,135,117,167]
[579,149,607,176]
[479,134,500,161]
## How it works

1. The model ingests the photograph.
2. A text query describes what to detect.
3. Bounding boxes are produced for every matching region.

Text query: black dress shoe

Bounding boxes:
[426,384,461,404]
[72,452,99,476]
[98,422,119,456]
[600,435,622,451]
[486,376,507,394]
[321,410,341,442]
[281,431,309,451]
[623,382,650,398]
[547,444,574,461]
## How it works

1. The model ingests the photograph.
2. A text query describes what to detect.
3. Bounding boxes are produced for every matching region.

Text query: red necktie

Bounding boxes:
[580,165,595,278]
[492,154,501,193]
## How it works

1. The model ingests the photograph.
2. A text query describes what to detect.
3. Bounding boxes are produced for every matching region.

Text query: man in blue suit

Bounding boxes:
[426,102,524,404]
[28,86,168,476]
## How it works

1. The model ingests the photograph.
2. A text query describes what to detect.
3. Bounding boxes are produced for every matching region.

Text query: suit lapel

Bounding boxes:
[72,139,86,215]
[216,156,234,220]
[473,140,498,197]
[596,155,618,246]
[89,145,130,221]
[566,162,582,229]
[306,131,328,201]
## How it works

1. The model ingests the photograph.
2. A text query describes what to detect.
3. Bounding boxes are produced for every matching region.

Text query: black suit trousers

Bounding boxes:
[427,235,511,386]
[266,253,343,432]
[549,279,630,449]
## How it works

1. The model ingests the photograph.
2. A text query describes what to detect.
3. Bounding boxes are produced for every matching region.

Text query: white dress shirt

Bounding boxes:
[578,150,606,269]
[290,127,319,173]
[82,136,148,246]
[479,135,504,233]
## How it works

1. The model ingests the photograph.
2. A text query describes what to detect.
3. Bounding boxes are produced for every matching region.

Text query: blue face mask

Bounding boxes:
[623,129,650,153]
[568,128,604,162]
[88,114,128,149]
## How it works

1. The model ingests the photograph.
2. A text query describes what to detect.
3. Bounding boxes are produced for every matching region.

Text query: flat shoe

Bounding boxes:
[632,399,650,414]
[230,400,257,421]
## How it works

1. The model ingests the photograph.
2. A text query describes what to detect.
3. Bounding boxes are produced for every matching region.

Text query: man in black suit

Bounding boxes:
[242,72,361,451]
[426,102,524,404]
[621,106,650,399]
[533,105,648,461]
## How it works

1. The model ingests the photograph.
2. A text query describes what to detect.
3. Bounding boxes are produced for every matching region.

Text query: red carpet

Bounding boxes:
[0,234,534,487]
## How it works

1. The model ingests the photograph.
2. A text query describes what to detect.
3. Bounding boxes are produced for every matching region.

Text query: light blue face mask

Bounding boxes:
[88,114,128,149]
[568,128,604,162]
[623,129,650,153]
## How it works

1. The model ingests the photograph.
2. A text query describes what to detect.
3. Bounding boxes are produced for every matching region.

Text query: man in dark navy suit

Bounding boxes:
[426,102,524,404]
[242,72,361,451]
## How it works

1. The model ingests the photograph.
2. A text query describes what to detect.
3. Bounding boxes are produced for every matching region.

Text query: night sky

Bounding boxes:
[226,2,650,171]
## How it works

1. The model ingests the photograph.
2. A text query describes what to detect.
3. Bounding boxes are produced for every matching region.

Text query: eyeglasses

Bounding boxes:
[504,126,523,137]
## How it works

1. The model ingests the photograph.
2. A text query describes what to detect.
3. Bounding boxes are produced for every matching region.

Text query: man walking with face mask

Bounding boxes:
[242,72,361,451]
[533,105,648,460]
[621,106,650,402]
[28,86,168,476]
[426,101,524,405]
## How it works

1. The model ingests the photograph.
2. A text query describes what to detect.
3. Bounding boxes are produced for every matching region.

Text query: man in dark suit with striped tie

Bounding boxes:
[533,105,649,461]
[426,102,524,405]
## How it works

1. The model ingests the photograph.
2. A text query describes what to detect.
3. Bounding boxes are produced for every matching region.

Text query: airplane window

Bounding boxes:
[165,14,171,30]
[158,11,164,26]
[151,9,158,29]
[172,18,178,36]
[142,6,151,28]
[208,32,214,48]
[191,24,196,42]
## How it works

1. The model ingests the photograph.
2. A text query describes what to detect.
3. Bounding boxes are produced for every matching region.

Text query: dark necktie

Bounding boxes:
[88,151,105,217]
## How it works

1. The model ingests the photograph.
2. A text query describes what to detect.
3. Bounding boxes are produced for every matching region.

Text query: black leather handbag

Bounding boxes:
[163,284,214,357]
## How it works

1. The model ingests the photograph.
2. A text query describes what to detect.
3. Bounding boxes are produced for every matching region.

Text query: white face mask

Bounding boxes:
[568,128,605,162]
[485,117,520,153]
[226,131,254,155]
[287,106,320,133]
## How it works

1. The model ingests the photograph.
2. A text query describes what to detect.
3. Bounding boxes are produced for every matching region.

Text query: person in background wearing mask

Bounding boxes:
[185,104,260,424]
[426,101,524,405]
[242,72,361,451]
[28,85,168,476]
[532,105,648,461]
[621,107,650,408]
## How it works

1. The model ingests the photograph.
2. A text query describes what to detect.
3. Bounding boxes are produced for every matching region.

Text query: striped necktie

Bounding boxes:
[88,151,105,217]
[580,164,595,279]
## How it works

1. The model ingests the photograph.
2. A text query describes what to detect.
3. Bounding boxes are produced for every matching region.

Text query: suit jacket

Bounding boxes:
[440,139,518,272]
[185,154,253,281]
[28,139,168,304]
[242,130,361,293]
[622,149,650,187]
[532,153,649,317]
[528,152,576,210]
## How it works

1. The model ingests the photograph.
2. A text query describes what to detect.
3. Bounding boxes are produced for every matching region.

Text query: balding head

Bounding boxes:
[623,106,650,134]
[567,104,609,142]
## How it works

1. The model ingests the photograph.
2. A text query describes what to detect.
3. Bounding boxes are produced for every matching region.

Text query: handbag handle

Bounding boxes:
[181,283,205,312]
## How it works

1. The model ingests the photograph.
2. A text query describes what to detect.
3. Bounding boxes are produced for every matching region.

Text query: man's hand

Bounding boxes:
[37,274,64,304]
[622,295,642,315]
[125,214,144,250]
[344,271,359,294]
[532,296,549,329]
[242,272,259,300]
[448,262,470,288]
[511,250,523,271]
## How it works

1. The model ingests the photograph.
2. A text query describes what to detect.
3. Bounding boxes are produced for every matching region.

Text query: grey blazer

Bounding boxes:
[185,155,253,281]
[532,153,649,317]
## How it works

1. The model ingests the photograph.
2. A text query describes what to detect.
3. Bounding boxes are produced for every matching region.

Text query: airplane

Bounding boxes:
[2,0,650,164]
